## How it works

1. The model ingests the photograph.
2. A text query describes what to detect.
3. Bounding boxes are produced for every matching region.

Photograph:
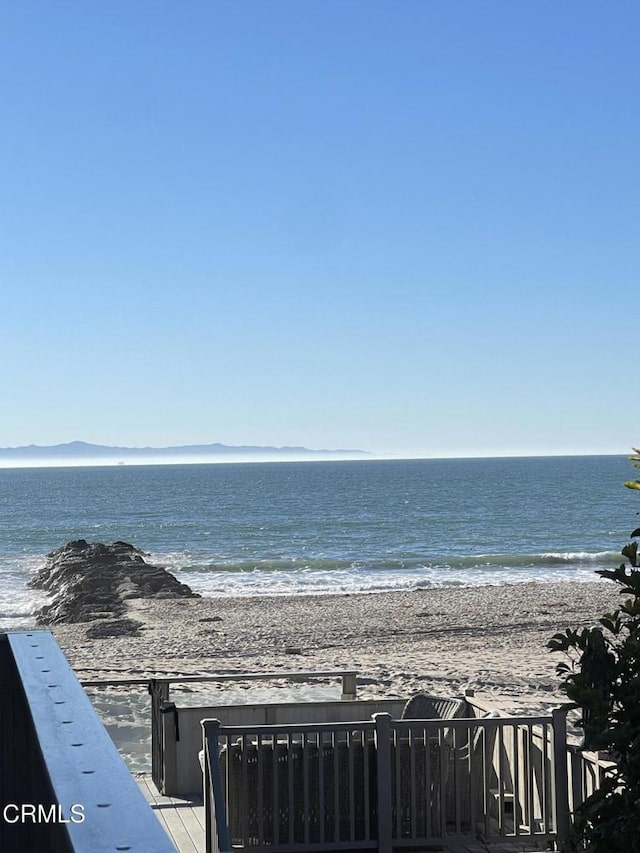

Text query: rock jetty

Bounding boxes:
[30,540,199,625]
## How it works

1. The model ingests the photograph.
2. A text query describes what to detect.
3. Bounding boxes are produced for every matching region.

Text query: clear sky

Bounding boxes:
[1,1,638,458]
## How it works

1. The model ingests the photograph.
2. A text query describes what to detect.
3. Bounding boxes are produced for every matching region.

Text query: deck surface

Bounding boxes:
[135,773,204,853]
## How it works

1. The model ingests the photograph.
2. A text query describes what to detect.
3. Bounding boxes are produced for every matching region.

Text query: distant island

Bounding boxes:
[0,440,369,466]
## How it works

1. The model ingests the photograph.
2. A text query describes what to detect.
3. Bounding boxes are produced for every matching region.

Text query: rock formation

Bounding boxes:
[30,540,199,624]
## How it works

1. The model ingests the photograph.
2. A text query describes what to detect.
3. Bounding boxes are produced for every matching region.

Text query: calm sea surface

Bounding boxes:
[0,455,636,630]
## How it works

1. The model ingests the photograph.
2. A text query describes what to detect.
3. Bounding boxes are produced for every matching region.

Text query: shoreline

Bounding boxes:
[51,579,621,715]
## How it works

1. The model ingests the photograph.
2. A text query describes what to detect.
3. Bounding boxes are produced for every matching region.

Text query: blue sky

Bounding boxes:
[1,1,638,458]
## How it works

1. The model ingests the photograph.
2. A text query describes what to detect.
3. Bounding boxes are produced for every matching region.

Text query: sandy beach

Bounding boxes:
[52,580,621,716]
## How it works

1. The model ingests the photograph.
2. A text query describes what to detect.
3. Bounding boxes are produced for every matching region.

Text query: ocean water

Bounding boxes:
[0,455,636,631]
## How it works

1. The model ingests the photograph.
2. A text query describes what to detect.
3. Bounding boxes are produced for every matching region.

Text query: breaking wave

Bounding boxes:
[153,549,617,597]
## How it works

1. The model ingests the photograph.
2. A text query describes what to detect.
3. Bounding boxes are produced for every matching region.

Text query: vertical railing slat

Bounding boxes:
[526,724,535,835]
[394,725,401,838]
[439,727,447,835]
[424,724,432,838]
[272,730,279,845]
[539,723,547,832]
[453,725,460,834]
[544,721,552,834]
[363,729,371,839]
[241,733,248,844]
[513,722,521,837]
[288,731,294,843]
[318,730,325,844]
[496,724,504,836]
[348,729,355,841]
[257,732,264,845]
[302,731,310,845]
[409,727,416,839]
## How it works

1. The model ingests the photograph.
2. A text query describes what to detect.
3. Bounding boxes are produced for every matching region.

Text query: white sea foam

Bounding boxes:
[0,556,50,630]
[539,551,615,561]
[0,545,615,625]
[159,554,610,598]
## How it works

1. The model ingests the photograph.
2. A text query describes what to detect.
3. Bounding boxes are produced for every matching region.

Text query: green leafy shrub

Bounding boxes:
[548,449,640,851]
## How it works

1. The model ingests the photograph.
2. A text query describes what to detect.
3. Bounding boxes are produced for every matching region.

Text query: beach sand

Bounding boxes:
[52,580,621,716]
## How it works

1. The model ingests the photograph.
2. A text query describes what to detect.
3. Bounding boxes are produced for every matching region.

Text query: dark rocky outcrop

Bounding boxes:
[85,618,144,639]
[30,540,199,624]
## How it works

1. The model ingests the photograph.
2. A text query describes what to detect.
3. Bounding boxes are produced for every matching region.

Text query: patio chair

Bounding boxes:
[400,693,468,721]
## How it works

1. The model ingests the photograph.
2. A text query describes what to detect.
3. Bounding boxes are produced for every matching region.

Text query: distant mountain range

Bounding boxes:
[0,440,369,462]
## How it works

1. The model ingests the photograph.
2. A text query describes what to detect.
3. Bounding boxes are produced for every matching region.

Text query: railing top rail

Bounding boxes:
[394,714,554,728]
[81,668,357,688]
[568,746,617,766]
[203,718,377,736]
[81,677,155,687]
[8,631,174,853]
[204,714,555,739]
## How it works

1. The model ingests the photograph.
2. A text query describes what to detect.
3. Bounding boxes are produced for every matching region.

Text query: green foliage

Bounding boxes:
[548,450,640,851]
[623,447,640,492]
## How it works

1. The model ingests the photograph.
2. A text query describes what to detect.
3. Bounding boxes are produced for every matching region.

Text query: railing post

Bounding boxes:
[150,679,171,792]
[552,706,571,851]
[341,671,357,700]
[373,713,393,853]
[202,719,231,853]
[160,701,178,795]
[203,721,213,853]
[567,745,582,812]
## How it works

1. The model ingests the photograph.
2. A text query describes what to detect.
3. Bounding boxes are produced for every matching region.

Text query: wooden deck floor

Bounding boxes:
[135,773,204,853]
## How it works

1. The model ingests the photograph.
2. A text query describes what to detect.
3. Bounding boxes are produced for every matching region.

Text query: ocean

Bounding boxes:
[0,455,635,631]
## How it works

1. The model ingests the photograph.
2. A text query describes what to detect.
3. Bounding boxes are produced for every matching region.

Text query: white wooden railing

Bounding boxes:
[202,710,570,852]
[567,743,616,812]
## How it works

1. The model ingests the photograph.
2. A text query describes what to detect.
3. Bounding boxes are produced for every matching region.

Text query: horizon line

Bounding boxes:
[0,450,628,472]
